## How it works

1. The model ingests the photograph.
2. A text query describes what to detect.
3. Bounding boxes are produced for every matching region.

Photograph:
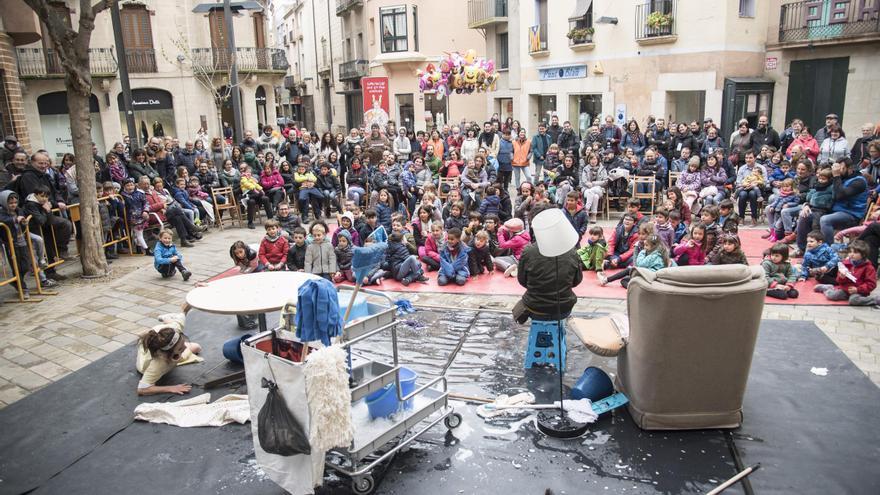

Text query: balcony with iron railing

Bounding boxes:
[468,0,508,29]
[191,47,289,74]
[528,23,549,56]
[124,48,158,73]
[16,47,117,78]
[777,0,880,47]
[635,0,677,45]
[339,59,368,80]
[336,0,363,15]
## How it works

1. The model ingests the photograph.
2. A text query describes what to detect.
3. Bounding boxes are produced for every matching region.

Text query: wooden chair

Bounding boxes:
[438,176,460,201]
[631,175,657,213]
[668,172,682,190]
[604,179,631,221]
[212,186,242,229]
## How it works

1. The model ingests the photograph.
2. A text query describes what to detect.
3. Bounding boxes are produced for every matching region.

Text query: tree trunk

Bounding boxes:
[68,88,109,277]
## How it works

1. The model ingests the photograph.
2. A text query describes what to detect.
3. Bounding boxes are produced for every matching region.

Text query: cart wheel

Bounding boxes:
[444,412,463,429]
[352,475,375,495]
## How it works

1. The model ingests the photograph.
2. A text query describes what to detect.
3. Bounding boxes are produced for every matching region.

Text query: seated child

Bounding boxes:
[804,168,834,230]
[304,221,336,279]
[444,200,469,232]
[707,233,748,265]
[384,231,427,286]
[259,219,289,271]
[333,212,361,247]
[653,208,674,249]
[275,201,302,238]
[599,234,669,288]
[677,156,703,209]
[798,231,838,284]
[153,229,192,281]
[286,227,308,272]
[462,211,482,245]
[576,225,607,272]
[814,240,877,306]
[764,179,799,241]
[700,205,725,259]
[230,240,263,273]
[187,176,214,225]
[483,214,502,255]
[357,209,379,243]
[421,223,445,271]
[333,230,355,283]
[718,199,740,235]
[605,218,652,270]
[467,230,494,276]
[762,242,798,299]
[439,228,470,286]
[0,191,32,293]
[316,163,341,216]
[673,223,707,266]
[669,210,687,244]
[494,217,531,277]
[478,186,501,218]
[136,321,202,396]
[391,216,417,253]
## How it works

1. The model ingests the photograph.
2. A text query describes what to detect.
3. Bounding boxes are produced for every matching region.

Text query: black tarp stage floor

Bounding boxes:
[0,308,877,495]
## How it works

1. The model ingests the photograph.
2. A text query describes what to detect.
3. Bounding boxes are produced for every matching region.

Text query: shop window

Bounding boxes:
[569,94,602,137]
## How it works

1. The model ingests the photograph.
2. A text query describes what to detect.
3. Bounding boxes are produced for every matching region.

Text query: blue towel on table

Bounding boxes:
[295,278,342,346]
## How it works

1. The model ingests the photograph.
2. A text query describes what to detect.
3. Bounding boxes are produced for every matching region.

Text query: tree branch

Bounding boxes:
[90,0,117,18]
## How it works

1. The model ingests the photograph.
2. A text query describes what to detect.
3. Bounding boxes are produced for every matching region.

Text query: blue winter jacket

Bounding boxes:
[440,243,470,278]
[497,139,514,172]
[800,243,839,279]
[153,242,180,269]
[171,186,196,211]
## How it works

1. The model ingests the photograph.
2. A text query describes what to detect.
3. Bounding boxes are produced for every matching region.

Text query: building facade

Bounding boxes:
[275,0,489,134]
[763,0,879,138]
[472,0,782,138]
[8,0,286,159]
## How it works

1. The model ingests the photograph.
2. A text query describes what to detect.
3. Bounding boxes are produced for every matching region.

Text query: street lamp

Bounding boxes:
[192,0,264,143]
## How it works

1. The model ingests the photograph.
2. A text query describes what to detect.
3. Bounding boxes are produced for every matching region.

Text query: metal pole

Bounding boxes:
[224,0,244,143]
[111,2,138,145]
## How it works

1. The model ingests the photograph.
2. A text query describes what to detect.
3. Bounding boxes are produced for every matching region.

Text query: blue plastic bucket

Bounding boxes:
[222,334,252,364]
[365,367,418,420]
[571,366,613,402]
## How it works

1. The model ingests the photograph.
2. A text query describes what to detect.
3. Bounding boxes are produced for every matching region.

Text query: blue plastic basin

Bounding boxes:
[571,366,614,402]
[365,367,418,420]
[222,333,252,364]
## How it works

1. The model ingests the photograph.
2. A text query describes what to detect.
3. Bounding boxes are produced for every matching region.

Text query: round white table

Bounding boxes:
[186,271,321,333]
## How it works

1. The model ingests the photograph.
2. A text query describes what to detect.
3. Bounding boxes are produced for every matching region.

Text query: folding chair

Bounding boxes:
[212,186,242,229]
[668,172,682,190]
[438,176,460,201]
[631,175,657,214]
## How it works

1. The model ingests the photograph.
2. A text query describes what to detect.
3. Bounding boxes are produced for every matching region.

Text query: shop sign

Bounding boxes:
[538,65,587,81]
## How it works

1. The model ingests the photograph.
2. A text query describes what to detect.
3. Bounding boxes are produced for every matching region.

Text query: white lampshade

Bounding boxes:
[530,208,579,257]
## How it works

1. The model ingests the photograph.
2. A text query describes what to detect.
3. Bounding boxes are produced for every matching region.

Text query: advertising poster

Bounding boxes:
[362,77,390,129]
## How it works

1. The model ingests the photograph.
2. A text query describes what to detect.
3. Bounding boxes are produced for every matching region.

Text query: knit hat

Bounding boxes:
[337,229,353,244]
[504,218,524,233]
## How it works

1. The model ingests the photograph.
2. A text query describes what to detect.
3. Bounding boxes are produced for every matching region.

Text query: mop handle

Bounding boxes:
[705,464,761,495]
[483,403,561,411]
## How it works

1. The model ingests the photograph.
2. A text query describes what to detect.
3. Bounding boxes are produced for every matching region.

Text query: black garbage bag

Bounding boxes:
[258,378,311,456]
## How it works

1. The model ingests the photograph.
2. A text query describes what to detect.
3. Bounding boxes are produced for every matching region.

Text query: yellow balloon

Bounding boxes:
[464,49,476,64]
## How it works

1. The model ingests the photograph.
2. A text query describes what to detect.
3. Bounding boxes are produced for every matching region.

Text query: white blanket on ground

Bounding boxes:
[134,393,250,427]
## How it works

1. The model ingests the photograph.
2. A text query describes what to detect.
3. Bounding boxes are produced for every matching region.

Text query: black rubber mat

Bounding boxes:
[0,310,877,494]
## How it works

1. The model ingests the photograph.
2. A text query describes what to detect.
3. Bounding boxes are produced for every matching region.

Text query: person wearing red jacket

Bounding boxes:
[494,217,532,277]
[139,176,200,246]
[814,240,878,306]
[605,213,638,269]
[258,219,289,270]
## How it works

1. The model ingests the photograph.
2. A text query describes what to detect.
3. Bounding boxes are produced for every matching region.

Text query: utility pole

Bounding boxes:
[111,2,137,145]
[224,0,244,143]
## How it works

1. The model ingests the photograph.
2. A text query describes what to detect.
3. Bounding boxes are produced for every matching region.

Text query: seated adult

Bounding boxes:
[795,158,868,253]
[515,205,583,322]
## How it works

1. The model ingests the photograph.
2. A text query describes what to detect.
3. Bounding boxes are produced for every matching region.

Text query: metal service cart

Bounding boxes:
[326,286,461,494]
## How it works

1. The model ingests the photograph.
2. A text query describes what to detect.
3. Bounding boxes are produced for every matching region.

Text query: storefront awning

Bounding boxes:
[569,0,592,21]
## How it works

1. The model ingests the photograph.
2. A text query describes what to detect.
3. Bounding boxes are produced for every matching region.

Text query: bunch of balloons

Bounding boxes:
[416,49,498,99]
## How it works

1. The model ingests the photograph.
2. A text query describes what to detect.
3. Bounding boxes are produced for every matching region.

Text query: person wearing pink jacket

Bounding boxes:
[494,217,532,277]
[259,161,286,209]
[786,127,819,163]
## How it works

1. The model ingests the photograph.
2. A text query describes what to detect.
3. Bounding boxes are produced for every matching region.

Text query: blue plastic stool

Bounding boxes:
[524,319,566,369]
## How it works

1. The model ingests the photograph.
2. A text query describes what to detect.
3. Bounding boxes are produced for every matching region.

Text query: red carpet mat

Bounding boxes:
[209,229,846,305]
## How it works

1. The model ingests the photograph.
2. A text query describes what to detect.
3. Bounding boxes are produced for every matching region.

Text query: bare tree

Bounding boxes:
[24,0,114,277]
[163,33,253,141]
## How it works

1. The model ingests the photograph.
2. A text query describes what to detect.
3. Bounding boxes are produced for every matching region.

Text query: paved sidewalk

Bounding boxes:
[1,223,877,409]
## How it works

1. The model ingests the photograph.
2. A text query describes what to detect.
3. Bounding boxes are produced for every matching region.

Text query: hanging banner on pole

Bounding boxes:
[362,77,390,129]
